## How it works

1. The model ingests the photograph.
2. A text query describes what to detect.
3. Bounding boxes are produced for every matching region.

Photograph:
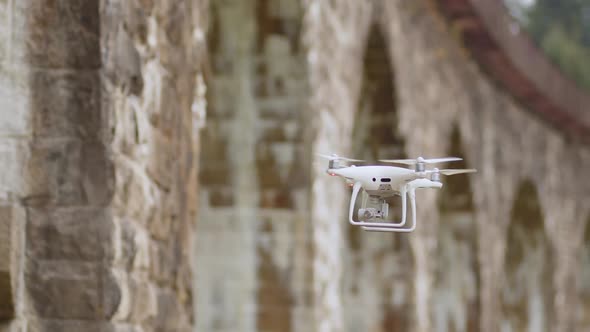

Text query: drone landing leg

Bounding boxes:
[362,187,417,233]
[348,182,409,228]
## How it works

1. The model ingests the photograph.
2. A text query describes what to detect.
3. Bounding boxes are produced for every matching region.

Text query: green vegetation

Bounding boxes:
[521,0,590,90]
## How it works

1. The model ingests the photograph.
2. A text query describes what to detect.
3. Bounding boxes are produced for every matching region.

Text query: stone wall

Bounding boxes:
[0,0,27,326]
[102,0,207,330]
[194,0,310,331]
[195,0,589,331]
[0,0,206,331]
[0,0,588,331]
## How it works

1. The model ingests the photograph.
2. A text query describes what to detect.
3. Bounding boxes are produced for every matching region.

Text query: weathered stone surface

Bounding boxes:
[103,0,205,330]
[0,139,27,197]
[20,0,100,69]
[104,25,143,95]
[0,68,30,136]
[26,207,111,261]
[25,260,115,320]
[29,70,102,140]
[27,319,116,332]
[25,140,113,207]
[0,0,587,331]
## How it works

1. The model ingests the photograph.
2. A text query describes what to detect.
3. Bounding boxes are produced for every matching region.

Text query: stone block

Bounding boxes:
[25,260,109,320]
[112,160,158,225]
[0,139,27,197]
[113,220,151,272]
[103,24,143,96]
[26,207,112,261]
[30,70,102,140]
[18,0,100,69]
[147,129,176,190]
[152,287,190,331]
[148,241,176,285]
[25,140,113,207]
[0,68,30,136]
[27,319,116,332]
[150,77,180,136]
[125,276,156,324]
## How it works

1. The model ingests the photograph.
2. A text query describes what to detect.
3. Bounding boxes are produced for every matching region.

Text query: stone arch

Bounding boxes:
[343,21,413,332]
[577,215,590,329]
[432,125,479,332]
[501,180,554,331]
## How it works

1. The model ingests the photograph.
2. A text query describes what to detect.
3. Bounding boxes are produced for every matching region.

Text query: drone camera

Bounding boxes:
[358,200,389,221]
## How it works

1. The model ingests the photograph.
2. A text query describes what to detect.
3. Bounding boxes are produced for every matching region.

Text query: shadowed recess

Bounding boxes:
[434,125,479,331]
[578,215,590,328]
[0,272,13,321]
[256,220,293,332]
[348,22,413,332]
[501,180,553,331]
[350,22,407,251]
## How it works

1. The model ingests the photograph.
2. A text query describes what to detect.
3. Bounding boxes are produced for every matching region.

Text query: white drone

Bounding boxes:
[319,154,476,233]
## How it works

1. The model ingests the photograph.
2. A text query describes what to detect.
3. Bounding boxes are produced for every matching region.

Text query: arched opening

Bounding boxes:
[501,181,553,331]
[433,126,479,331]
[577,215,590,329]
[344,22,412,332]
[0,209,14,322]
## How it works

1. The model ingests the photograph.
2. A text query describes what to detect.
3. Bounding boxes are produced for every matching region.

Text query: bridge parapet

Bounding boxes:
[435,0,590,142]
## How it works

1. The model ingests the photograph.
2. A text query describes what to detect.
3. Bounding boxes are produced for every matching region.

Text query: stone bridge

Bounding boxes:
[0,0,588,332]
[196,0,589,332]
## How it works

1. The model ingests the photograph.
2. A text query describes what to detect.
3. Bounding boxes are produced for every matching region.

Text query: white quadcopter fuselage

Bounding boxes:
[321,154,475,233]
[328,165,440,195]
[327,165,443,233]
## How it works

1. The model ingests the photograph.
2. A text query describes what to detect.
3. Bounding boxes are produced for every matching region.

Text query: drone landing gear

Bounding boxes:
[348,181,417,233]
[362,188,417,233]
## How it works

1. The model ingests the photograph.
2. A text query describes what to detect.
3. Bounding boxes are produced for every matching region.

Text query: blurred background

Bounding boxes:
[0,0,588,332]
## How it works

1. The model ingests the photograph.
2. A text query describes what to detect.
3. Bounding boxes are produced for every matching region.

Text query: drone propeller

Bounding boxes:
[316,153,364,162]
[433,168,477,176]
[427,168,476,182]
[379,156,462,165]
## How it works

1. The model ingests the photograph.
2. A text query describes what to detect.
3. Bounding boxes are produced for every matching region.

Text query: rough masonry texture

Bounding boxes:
[0,0,206,331]
[0,0,588,332]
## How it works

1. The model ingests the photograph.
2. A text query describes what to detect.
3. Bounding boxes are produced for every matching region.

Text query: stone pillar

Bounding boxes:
[195,0,309,331]
[0,0,206,331]
[103,0,206,331]
[18,1,119,331]
[302,1,373,330]
[545,198,584,332]
[0,1,29,329]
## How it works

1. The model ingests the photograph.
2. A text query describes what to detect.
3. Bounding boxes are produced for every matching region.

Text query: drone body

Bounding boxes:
[320,154,476,233]
[329,165,431,195]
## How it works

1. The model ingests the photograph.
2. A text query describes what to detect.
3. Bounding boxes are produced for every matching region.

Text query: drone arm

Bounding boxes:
[362,186,417,233]
[348,182,409,228]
